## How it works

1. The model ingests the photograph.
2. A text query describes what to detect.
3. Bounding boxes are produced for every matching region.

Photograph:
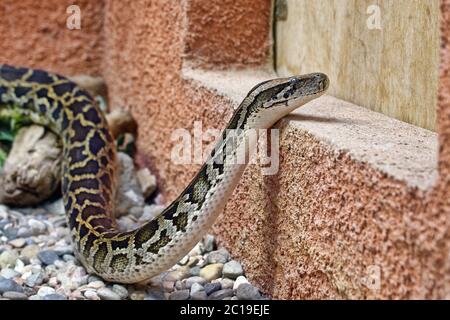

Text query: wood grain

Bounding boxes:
[275,0,440,131]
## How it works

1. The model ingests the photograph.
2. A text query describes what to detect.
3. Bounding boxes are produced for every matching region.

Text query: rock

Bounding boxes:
[53,246,73,256]
[17,227,33,238]
[162,281,175,292]
[37,250,60,265]
[136,168,157,198]
[115,152,145,216]
[185,276,207,289]
[204,282,221,295]
[165,266,191,281]
[43,199,65,215]
[37,286,56,297]
[43,294,66,300]
[190,290,207,300]
[236,283,261,300]
[178,255,189,266]
[24,271,44,287]
[220,278,235,290]
[62,254,76,262]
[129,206,144,218]
[0,250,19,268]
[130,292,146,300]
[3,227,18,240]
[84,290,100,300]
[28,295,41,300]
[202,234,216,252]
[223,260,244,279]
[0,278,23,293]
[69,75,107,99]
[97,287,122,300]
[2,291,28,300]
[208,289,234,300]
[21,245,40,261]
[112,284,128,299]
[233,276,250,291]
[146,287,165,300]
[140,205,165,222]
[190,282,204,295]
[0,268,19,279]
[168,289,190,300]
[104,109,137,139]
[187,257,199,267]
[199,263,223,282]
[0,125,62,206]
[9,238,26,248]
[206,249,229,264]
[88,280,105,290]
[190,266,201,276]
[28,219,47,235]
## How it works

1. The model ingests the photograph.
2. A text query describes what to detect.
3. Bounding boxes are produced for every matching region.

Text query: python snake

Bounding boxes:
[0,65,329,283]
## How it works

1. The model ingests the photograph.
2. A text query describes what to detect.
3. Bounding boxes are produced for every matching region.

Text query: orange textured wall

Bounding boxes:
[0,0,104,75]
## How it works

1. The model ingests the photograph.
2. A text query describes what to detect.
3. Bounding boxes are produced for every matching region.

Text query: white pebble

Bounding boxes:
[37,286,56,297]
[233,276,249,291]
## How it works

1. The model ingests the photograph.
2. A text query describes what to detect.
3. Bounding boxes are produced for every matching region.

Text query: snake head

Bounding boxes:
[244,72,330,128]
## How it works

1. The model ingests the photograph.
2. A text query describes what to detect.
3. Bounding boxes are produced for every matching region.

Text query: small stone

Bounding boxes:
[112,284,128,299]
[202,234,216,252]
[175,280,185,290]
[178,255,189,266]
[63,254,76,262]
[208,289,234,300]
[2,291,28,300]
[162,281,175,292]
[3,227,18,240]
[233,276,249,291]
[165,266,191,281]
[84,289,100,300]
[37,286,55,297]
[97,287,121,300]
[24,272,44,287]
[129,206,144,218]
[168,289,190,300]
[53,246,73,256]
[44,199,65,215]
[187,257,199,267]
[190,266,201,276]
[88,280,105,289]
[204,282,221,295]
[43,294,66,300]
[199,263,223,282]
[136,168,157,198]
[0,250,19,268]
[20,245,40,260]
[220,278,235,290]
[146,287,165,300]
[17,227,33,238]
[0,268,19,279]
[9,238,26,248]
[223,260,244,279]
[28,219,47,235]
[140,205,165,222]
[0,278,23,293]
[190,290,207,300]
[190,282,204,295]
[130,292,146,300]
[37,250,60,265]
[236,283,261,300]
[185,276,207,289]
[206,249,229,264]
[28,295,41,300]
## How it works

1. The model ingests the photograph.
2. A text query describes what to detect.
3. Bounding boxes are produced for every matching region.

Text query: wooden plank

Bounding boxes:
[275,0,440,131]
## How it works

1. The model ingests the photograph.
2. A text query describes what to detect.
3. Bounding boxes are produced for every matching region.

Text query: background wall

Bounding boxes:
[0,0,448,299]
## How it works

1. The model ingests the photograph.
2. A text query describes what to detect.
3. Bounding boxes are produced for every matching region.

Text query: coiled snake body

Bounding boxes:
[0,65,328,283]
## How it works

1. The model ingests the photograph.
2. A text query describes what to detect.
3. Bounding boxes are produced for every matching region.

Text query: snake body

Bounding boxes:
[0,64,328,283]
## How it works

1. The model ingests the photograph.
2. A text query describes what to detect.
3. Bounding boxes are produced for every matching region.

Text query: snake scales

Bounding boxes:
[0,65,328,283]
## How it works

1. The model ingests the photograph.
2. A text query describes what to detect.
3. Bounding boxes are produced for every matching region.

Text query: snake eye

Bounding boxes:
[283,92,290,99]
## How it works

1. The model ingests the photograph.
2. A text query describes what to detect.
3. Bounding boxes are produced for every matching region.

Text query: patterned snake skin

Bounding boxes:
[0,65,329,283]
